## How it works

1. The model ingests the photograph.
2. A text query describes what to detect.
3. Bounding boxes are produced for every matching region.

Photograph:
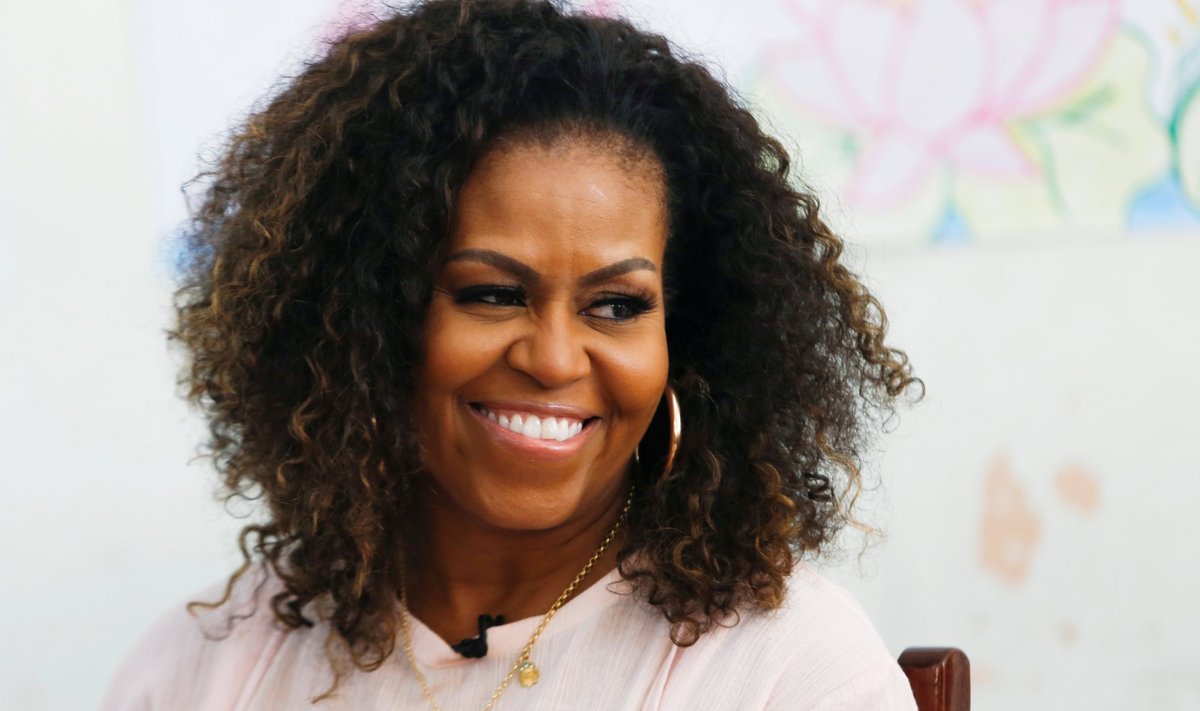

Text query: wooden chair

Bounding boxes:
[898,647,970,711]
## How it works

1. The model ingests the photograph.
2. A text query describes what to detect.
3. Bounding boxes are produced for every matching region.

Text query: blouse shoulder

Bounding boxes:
[762,563,917,710]
[657,562,915,710]
[100,566,289,711]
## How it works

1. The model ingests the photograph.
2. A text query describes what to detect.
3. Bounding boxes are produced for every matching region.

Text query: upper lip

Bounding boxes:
[471,400,599,421]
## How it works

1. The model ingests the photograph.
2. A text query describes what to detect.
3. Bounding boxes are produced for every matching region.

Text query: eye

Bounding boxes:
[582,294,654,321]
[453,285,526,307]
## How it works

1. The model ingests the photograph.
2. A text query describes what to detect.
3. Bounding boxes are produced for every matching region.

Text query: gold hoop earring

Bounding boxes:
[663,385,682,476]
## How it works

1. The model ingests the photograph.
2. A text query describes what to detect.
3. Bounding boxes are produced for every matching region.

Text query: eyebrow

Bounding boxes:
[444,249,657,287]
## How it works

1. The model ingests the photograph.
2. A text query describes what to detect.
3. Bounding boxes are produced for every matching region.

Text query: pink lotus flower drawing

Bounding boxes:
[766,0,1120,208]
[584,0,619,16]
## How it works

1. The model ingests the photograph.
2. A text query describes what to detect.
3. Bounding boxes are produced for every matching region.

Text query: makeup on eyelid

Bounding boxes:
[449,283,657,319]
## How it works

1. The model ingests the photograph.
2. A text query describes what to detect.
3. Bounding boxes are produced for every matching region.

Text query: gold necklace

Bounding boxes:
[398,489,633,711]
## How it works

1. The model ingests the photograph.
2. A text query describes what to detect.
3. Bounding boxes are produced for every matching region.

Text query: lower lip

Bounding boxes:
[467,405,596,459]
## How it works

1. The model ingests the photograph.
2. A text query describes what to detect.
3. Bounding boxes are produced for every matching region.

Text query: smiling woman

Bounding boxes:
[102,1,920,709]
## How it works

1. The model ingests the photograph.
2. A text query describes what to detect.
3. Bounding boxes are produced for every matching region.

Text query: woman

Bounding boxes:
[104,0,920,708]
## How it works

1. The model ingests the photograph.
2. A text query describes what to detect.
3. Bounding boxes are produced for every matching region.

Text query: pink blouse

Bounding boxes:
[102,562,916,710]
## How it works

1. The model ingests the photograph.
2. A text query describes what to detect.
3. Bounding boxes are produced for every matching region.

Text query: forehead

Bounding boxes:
[448,138,668,270]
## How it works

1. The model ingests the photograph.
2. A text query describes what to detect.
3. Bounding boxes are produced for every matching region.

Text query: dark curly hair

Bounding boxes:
[171,0,918,698]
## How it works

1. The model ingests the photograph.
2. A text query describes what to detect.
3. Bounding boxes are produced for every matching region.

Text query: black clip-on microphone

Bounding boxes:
[451,613,506,658]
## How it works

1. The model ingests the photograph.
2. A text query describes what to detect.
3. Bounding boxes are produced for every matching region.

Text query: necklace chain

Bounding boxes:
[399,489,634,711]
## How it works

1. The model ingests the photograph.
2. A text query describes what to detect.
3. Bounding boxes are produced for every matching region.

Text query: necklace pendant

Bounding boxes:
[517,660,540,688]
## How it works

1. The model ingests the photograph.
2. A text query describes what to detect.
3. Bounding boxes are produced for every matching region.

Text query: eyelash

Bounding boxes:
[452,285,656,321]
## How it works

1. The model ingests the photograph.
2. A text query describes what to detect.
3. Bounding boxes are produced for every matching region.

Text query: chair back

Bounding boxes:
[898,647,970,711]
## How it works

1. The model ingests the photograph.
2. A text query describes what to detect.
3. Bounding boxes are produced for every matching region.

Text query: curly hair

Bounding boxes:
[170,0,919,698]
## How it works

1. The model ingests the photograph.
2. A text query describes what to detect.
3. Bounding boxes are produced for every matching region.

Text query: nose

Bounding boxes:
[505,308,591,389]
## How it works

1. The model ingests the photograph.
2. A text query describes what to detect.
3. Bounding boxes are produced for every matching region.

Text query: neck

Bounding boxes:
[403,478,630,646]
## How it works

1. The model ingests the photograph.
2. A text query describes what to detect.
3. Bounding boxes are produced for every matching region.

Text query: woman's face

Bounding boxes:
[414,137,669,532]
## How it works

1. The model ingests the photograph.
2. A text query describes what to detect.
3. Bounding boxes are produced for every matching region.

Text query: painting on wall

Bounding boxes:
[746,0,1200,246]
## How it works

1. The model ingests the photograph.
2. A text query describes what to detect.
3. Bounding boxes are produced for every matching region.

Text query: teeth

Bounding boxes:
[522,415,541,438]
[478,406,586,442]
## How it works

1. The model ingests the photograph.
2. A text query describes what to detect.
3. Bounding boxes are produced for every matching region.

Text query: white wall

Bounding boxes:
[1,1,1196,709]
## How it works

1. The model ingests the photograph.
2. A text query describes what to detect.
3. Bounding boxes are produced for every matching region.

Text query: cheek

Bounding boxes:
[601,329,669,423]
[415,302,494,430]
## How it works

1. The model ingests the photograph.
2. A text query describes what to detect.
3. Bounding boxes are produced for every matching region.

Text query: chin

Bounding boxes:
[480,502,578,533]
[443,471,596,533]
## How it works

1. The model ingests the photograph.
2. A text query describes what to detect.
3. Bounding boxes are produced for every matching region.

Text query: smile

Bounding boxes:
[473,405,586,442]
